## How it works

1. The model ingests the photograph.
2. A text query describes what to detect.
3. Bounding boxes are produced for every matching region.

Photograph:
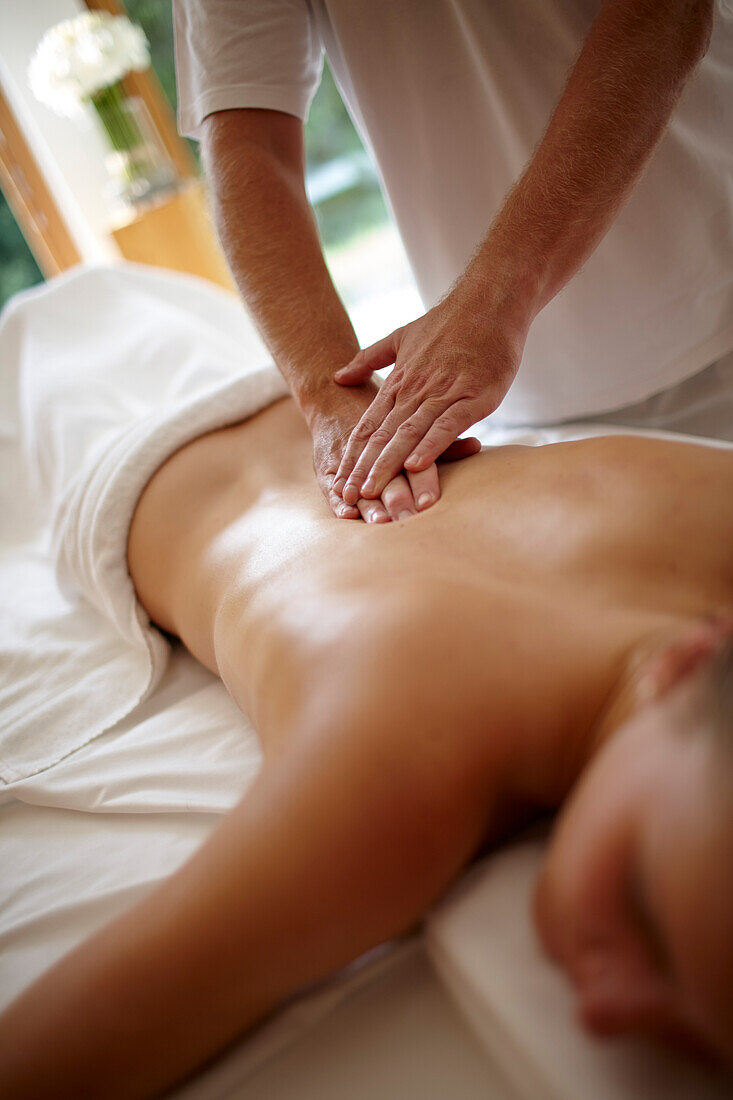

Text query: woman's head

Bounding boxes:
[535,622,733,1062]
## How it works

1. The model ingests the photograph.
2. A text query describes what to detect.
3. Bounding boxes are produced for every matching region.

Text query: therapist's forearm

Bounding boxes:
[453,0,713,329]
[202,109,359,421]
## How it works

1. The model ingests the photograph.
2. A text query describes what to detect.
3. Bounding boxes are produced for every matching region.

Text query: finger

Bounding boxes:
[334,330,401,385]
[342,394,428,503]
[380,474,418,522]
[353,397,450,500]
[357,497,391,524]
[439,436,482,463]
[331,385,397,497]
[404,400,483,472]
[328,484,362,521]
[330,385,396,492]
[405,463,440,511]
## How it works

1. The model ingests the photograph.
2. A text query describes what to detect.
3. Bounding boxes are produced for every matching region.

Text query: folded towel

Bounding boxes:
[1,263,287,783]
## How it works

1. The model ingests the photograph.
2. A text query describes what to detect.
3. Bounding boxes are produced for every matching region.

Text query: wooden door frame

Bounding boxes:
[0,83,80,276]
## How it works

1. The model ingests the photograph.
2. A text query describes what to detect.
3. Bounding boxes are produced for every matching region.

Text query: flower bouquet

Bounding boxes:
[28,11,177,208]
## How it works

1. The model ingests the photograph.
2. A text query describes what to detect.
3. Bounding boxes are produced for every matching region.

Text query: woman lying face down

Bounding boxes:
[1,394,732,1098]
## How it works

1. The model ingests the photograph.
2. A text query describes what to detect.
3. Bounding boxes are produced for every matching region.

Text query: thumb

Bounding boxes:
[334,329,401,385]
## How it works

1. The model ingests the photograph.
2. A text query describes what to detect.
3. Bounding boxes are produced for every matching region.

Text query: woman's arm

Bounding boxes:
[0,608,498,1099]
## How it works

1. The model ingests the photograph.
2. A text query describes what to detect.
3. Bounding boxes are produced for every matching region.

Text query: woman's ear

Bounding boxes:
[637,618,733,705]
[575,943,678,1039]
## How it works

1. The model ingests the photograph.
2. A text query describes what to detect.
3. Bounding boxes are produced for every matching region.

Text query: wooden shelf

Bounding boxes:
[111,180,236,293]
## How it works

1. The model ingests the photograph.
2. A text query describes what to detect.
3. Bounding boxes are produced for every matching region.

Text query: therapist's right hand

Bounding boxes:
[308,381,481,523]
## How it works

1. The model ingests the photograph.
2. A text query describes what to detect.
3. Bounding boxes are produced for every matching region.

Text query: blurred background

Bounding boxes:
[0,0,421,338]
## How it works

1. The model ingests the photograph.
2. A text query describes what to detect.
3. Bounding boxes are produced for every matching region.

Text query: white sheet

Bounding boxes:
[1,264,288,783]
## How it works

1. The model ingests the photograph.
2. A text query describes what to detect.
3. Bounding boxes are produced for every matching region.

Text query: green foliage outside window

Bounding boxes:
[0,193,43,314]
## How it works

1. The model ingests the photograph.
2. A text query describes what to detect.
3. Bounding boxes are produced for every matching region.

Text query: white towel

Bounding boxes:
[0,263,287,784]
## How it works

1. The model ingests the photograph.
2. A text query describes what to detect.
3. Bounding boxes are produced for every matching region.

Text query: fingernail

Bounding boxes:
[332,477,345,494]
[397,510,414,522]
[362,478,375,493]
[406,452,420,467]
[417,493,432,509]
[343,484,359,504]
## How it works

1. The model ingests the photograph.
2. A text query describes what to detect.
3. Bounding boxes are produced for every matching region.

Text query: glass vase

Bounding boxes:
[89,80,178,210]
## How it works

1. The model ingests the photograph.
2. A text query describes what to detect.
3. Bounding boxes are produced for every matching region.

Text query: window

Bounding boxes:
[1,1,421,333]
[0,189,43,311]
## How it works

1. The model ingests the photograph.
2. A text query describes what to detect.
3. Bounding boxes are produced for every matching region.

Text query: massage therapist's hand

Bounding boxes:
[331,293,526,506]
[308,381,481,523]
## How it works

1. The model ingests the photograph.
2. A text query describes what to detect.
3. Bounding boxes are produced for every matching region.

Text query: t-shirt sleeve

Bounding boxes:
[173,0,324,140]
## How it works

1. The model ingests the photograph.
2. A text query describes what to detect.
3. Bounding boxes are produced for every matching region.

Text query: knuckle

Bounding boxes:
[396,373,421,399]
[353,420,376,441]
[370,427,394,447]
[431,414,455,435]
[350,463,371,483]
[417,378,448,400]
[448,376,480,400]
[395,420,424,443]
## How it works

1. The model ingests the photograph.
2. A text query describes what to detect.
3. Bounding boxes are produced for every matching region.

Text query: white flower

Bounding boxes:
[28,12,150,117]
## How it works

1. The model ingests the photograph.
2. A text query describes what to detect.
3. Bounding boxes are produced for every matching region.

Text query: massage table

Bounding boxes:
[0,264,729,1099]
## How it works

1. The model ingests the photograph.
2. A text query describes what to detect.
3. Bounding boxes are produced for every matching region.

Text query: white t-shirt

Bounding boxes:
[173,0,733,424]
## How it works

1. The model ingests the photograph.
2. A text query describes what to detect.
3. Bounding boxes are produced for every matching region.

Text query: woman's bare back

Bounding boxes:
[128,395,733,781]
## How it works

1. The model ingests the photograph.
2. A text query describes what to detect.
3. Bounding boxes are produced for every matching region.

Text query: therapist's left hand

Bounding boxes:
[331,293,526,506]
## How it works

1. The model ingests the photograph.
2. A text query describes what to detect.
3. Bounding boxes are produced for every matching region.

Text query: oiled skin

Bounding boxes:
[130,395,733,790]
[2,397,732,1100]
